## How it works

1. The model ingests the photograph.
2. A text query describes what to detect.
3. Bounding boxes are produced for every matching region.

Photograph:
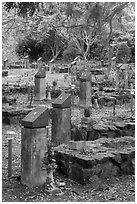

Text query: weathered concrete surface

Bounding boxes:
[21,127,48,187]
[54,136,135,184]
[52,108,71,146]
[34,77,46,101]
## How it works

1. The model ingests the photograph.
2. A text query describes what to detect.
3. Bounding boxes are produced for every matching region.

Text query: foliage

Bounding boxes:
[4,2,40,18]
[116,43,130,63]
[15,35,44,61]
[15,29,67,62]
[2,2,135,65]
[62,40,82,61]
[39,29,68,61]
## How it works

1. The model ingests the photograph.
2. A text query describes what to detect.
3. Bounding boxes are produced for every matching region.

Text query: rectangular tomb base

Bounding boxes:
[54,136,135,184]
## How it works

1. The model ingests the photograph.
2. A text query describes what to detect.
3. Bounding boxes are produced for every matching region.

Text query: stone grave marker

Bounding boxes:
[21,106,49,187]
[79,71,92,107]
[34,62,46,101]
[52,93,71,146]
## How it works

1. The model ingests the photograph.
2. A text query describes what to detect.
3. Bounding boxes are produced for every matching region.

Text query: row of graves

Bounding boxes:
[2,56,135,189]
[2,56,70,75]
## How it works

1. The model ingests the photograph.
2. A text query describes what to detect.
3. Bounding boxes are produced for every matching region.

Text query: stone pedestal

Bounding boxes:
[34,69,46,101]
[52,108,71,146]
[21,127,48,187]
[79,72,92,107]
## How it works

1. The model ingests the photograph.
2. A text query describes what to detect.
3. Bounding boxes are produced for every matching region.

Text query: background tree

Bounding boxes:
[2,2,135,70]
[15,35,45,61]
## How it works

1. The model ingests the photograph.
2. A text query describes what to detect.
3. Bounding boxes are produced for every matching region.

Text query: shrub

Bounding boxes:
[116,43,130,63]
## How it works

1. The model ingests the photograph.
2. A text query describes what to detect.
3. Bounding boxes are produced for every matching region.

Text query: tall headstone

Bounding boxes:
[24,55,29,69]
[34,69,46,101]
[21,106,49,187]
[79,71,92,107]
[52,93,71,146]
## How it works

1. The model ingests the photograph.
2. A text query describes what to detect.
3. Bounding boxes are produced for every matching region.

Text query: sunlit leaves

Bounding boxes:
[4,2,40,18]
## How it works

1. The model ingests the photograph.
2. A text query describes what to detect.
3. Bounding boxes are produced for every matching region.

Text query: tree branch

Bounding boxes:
[4,19,16,33]
[103,2,129,22]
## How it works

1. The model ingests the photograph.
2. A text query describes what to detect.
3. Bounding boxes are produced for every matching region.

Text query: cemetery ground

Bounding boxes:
[2,68,135,202]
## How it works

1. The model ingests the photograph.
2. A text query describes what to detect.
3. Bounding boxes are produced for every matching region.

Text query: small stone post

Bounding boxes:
[52,93,71,146]
[21,106,49,187]
[6,131,15,178]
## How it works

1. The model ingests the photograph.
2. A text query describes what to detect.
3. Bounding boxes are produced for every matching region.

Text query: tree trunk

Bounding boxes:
[106,19,113,79]
[107,44,113,77]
